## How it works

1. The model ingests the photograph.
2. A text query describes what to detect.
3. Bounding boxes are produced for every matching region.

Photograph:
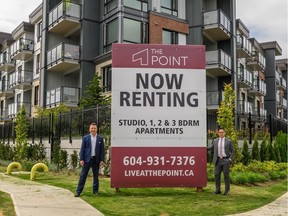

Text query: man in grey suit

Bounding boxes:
[208,128,234,195]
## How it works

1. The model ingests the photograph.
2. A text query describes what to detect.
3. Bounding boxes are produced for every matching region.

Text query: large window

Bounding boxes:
[34,86,39,105]
[102,66,112,92]
[123,0,148,12]
[104,0,118,14]
[37,21,42,42]
[124,18,148,44]
[104,19,118,52]
[36,54,40,75]
[162,30,178,44]
[161,0,178,16]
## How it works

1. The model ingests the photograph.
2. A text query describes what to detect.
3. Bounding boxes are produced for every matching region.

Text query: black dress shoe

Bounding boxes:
[223,190,229,195]
[93,192,99,196]
[74,193,80,197]
[214,191,221,194]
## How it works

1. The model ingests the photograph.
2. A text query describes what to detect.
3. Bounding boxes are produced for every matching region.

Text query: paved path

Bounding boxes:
[0,173,287,216]
[0,173,103,216]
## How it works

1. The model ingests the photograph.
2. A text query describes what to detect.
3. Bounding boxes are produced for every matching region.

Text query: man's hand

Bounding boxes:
[79,160,84,167]
[100,161,105,167]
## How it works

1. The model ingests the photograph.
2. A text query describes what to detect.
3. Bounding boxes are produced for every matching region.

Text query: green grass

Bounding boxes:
[0,190,16,216]
[5,170,287,216]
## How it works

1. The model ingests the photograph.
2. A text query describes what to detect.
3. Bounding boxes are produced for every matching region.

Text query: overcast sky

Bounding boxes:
[0,0,287,59]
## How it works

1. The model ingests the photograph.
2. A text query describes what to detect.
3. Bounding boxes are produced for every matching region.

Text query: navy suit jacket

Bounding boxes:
[79,134,105,164]
[208,137,234,164]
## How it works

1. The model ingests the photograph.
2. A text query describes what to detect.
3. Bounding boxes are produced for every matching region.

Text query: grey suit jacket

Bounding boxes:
[208,138,234,164]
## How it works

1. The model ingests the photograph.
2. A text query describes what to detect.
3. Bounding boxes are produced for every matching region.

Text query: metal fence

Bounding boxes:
[0,105,111,145]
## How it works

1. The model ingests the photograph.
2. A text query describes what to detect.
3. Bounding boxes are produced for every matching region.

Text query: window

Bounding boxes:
[162,30,178,44]
[104,0,118,14]
[104,18,118,52]
[34,86,39,105]
[123,0,148,12]
[37,21,42,42]
[36,54,40,74]
[102,66,112,92]
[161,0,178,16]
[124,18,148,44]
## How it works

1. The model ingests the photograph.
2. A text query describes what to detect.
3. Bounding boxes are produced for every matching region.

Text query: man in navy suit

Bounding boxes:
[208,128,234,195]
[75,123,105,197]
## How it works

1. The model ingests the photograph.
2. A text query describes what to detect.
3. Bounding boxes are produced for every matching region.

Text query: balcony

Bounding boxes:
[236,35,252,58]
[251,107,267,122]
[0,52,15,72]
[48,0,81,36]
[237,67,252,88]
[47,43,80,73]
[206,50,232,77]
[10,39,34,61]
[203,9,231,41]
[246,51,266,71]
[283,98,287,110]
[0,80,14,97]
[0,108,10,121]
[237,100,253,115]
[207,90,224,110]
[8,70,33,90]
[46,86,80,108]
[277,77,287,91]
[8,102,31,118]
[248,79,266,96]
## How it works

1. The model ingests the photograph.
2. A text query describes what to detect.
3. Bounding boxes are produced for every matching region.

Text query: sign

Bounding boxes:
[111,44,206,187]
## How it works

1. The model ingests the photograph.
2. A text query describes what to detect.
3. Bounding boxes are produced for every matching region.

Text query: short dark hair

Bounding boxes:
[90,123,97,127]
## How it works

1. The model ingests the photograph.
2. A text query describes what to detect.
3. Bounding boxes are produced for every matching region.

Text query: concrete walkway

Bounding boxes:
[0,173,287,216]
[0,173,103,216]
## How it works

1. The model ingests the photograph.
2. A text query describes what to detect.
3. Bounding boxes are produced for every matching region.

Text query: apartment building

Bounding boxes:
[0,0,287,134]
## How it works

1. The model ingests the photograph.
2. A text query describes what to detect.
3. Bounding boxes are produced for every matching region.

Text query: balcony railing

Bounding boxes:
[250,107,267,122]
[207,90,224,108]
[0,79,14,97]
[206,49,232,76]
[236,35,252,58]
[249,79,266,96]
[10,38,34,61]
[282,98,287,109]
[8,70,33,90]
[46,43,80,72]
[8,102,31,118]
[238,100,253,114]
[203,9,231,41]
[246,51,266,71]
[48,0,81,35]
[237,67,253,88]
[0,107,10,121]
[46,86,80,108]
[281,77,287,90]
[0,52,15,72]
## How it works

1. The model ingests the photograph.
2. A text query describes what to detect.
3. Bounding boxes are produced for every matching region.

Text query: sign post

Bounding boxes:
[111,44,206,188]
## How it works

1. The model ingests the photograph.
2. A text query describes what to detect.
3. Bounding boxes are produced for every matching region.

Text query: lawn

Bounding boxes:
[4,170,287,216]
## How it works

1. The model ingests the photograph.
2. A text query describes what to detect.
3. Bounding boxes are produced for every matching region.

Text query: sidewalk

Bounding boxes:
[0,172,287,216]
[0,173,103,216]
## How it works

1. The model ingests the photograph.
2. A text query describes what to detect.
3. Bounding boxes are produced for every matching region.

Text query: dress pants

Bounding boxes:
[76,157,100,194]
[214,158,230,192]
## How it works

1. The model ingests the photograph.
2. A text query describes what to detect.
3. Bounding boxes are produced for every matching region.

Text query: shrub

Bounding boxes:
[251,133,260,161]
[241,139,250,165]
[275,132,287,162]
[259,135,267,162]
[70,150,79,171]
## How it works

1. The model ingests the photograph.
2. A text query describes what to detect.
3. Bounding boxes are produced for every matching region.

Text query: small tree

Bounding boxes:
[265,135,275,161]
[275,131,287,162]
[251,133,260,161]
[217,83,242,163]
[79,73,111,109]
[259,135,267,162]
[241,139,250,166]
[14,105,29,161]
[273,140,281,163]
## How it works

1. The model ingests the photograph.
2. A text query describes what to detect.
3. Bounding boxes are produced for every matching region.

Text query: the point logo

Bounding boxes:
[132,48,188,67]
